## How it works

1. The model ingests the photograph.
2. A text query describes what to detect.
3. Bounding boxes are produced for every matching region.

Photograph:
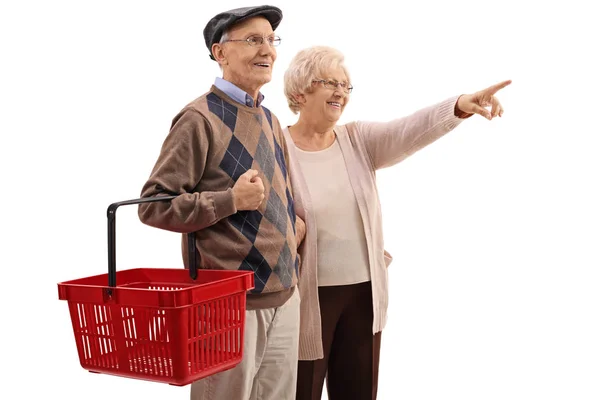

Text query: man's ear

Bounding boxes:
[212,43,227,65]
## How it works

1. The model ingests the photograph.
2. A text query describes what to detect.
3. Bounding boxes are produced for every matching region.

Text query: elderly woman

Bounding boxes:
[282,46,510,400]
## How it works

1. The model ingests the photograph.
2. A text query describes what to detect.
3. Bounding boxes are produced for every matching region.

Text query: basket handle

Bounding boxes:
[106,195,198,295]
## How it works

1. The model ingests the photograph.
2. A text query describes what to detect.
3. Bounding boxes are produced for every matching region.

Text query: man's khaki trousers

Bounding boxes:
[191,289,300,400]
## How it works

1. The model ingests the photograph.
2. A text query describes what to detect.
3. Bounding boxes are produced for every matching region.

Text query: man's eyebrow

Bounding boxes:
[243,31,275,37]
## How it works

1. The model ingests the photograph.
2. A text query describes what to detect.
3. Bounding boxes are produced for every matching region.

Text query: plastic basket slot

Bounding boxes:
[188,293,244,374]
[119,281,194,291]
[128,350,173,377]
[119,306,173,377]
[72,303,119,370]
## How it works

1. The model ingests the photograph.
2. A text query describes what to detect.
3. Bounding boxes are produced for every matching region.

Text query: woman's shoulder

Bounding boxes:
[334,121,360,134]
[335,121,366,142]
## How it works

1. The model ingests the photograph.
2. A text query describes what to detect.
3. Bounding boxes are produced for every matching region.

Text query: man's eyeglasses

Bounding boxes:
[313,79,353,94]
[224,35,282,47]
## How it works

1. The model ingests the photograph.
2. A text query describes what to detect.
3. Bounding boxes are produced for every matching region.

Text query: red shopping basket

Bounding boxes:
[57,195,255,386]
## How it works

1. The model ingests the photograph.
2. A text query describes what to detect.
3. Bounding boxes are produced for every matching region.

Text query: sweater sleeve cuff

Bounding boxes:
[211,188,237,220]
[440,95,466,132]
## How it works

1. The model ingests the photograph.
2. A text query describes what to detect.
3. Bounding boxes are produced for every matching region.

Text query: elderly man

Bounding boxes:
[137,5,305,400]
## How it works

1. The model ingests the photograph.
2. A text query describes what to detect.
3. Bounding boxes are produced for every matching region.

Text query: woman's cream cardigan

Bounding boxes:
[283,96,465,360]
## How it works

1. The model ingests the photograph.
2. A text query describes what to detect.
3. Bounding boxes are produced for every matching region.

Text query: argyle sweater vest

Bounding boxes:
[139,86,298,307]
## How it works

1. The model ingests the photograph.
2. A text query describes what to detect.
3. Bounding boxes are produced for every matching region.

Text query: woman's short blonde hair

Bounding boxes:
[283,46,351,114]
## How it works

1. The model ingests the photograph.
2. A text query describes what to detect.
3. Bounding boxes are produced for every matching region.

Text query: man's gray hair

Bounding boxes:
[219,30,230,44]
[214,30,230,69]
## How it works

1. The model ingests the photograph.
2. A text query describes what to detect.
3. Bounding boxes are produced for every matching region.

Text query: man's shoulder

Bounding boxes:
[178,90,214,116]
[171,88,228,126]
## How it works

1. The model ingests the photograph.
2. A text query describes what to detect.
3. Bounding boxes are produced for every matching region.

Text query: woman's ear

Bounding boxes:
[294,93,306,105]
[212,43,227,65]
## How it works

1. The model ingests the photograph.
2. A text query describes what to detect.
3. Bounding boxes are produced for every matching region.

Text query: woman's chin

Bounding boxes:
[328,110,343,122]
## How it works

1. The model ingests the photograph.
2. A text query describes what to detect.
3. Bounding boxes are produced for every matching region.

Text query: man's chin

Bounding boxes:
[254,74,272,85]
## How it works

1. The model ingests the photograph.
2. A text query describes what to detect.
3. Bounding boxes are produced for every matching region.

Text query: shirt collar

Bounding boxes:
[214,77,264,107]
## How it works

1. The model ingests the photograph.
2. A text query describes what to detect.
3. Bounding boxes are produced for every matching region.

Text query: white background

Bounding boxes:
[1,0,599,399]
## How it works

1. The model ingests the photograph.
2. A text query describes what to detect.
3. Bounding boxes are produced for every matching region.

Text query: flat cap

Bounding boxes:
[203,5,283,60]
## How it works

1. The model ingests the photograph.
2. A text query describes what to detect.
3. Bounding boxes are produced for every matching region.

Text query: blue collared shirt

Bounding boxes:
[214,77,265,108]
